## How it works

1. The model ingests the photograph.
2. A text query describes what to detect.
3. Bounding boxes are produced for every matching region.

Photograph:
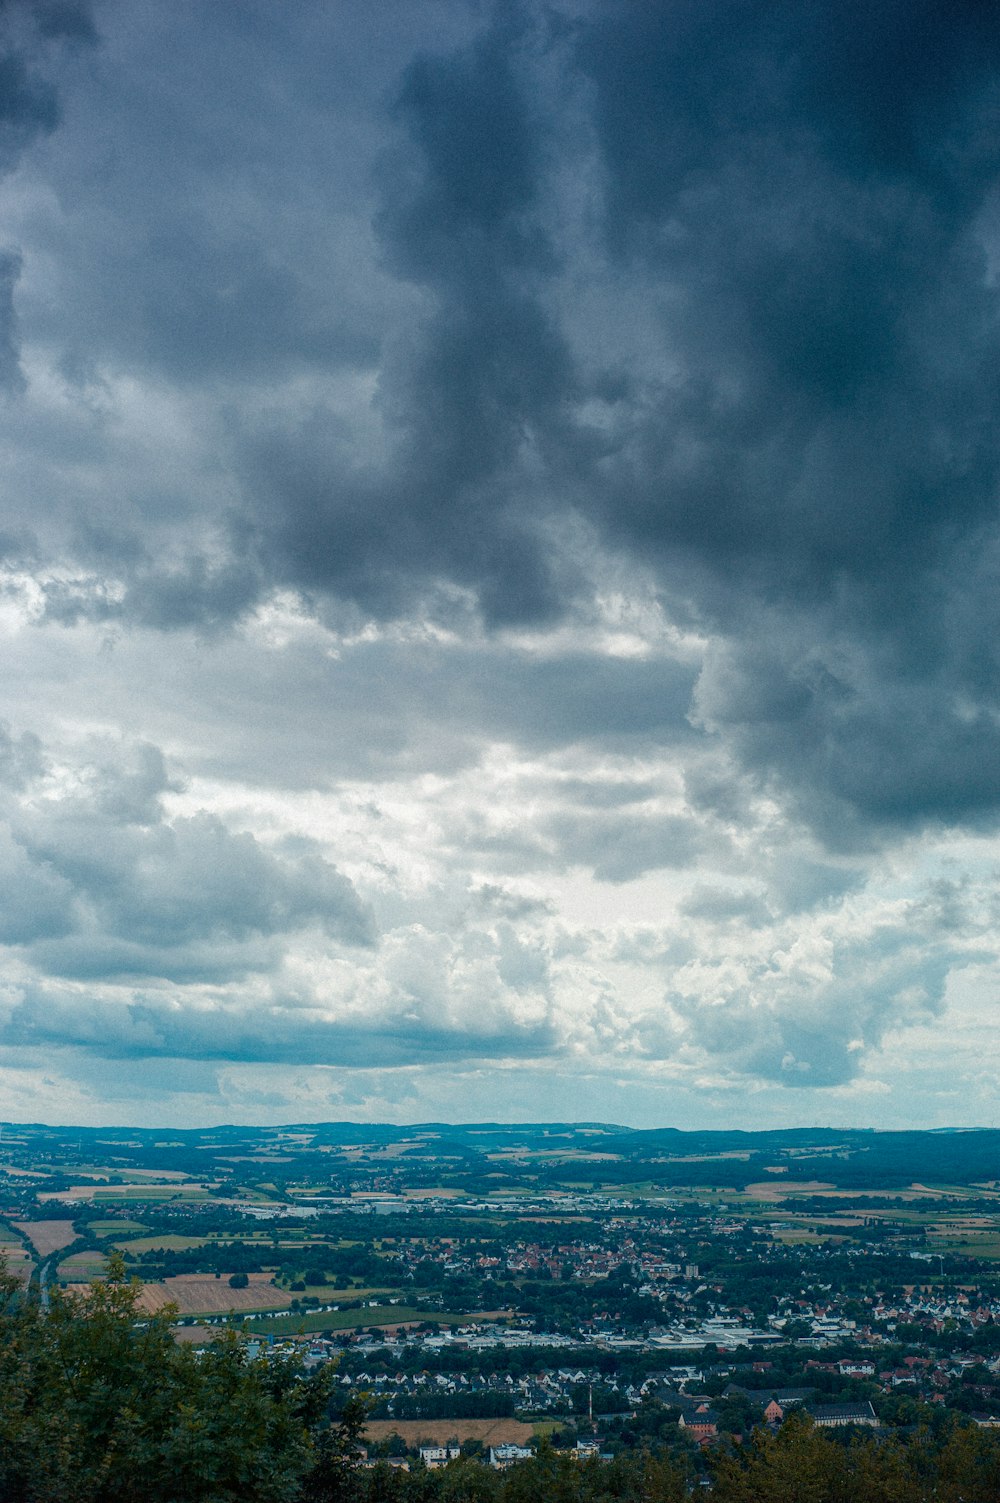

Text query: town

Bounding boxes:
[4,1120,1000,1478]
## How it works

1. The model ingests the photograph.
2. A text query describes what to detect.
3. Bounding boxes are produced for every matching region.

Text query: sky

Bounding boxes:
[0,0,999,1130]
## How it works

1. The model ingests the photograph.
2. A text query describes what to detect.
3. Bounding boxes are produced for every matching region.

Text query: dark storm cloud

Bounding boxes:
[0,33,58,173]
[694,631,1000,846]
[0,0,93,388]
[20,2,390,383]
[569,0,1000,836]
[577,0,1000,584]
[239,4,577,629]
[9,0,1000,837]
[0,249,24,390]
[211,0,1000,840]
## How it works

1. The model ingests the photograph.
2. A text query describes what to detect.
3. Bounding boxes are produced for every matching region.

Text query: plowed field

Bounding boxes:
[14,1220,77,1256]
[133,1272,292,1315]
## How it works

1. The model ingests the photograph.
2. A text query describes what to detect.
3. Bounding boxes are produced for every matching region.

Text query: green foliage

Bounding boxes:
[0,1254,347,1503]
[708,1410,1000,1503]
[372,1391,516,1421]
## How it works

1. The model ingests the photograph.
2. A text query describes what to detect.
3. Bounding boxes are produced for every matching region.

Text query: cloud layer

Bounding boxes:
[0,0,998,1124]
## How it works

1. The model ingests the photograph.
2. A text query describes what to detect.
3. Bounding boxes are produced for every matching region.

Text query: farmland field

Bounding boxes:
[41,1166,191,1181]
[39,1184,211,1203]
[133,1272,292,1315]
[114,1234,228,1253]
[243,1305,482,1336]
[301,1285,395,1299]
[14,1220,77,1256]
[94,1187,210,1201]
[0,1223,33,1281]
[58,1250,109,1281]
[769,1229,829,1245]
[925,1226,1000,1259]
[115,1233,363,1253]
[364,1419,535,1447]
[741,1181,987,1203]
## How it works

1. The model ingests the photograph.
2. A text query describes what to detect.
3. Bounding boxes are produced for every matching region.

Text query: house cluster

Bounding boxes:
[403,1440,607,1473]
[380,1219,708,1290]
[670,1387,878,1447]
[339,1362,645,1416]
[759,1277,1000,1354]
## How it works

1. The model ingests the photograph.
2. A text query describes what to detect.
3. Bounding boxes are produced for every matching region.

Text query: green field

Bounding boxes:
[58,1250,109,1282]
[770,1229,829,1245]
[114,1234,224,1253]
[241,1306,473,1336]
[113,1233,364,1254]
[300,1285,395,1300]
[92,1188,210,1201]
[89,1219,150,1237]
[926,1229,1000,1259]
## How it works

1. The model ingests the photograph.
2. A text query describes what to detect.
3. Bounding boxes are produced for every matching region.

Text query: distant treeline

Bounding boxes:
[370,1391,517,1420]
[127,1239,397,1286]
[13,1121,1000,1200]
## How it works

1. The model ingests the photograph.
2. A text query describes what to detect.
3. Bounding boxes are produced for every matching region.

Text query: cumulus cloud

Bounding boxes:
[665,904,957,1087]
[0,733,374,979]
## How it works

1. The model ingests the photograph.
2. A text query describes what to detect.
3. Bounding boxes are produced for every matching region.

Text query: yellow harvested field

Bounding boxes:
[744,1181,836,1199]
[172,1324,216,1343]
[133,1272,293,1315]
[14,1220,77,1256]
[364,1419,535,1447]
[745,1180,984,1202]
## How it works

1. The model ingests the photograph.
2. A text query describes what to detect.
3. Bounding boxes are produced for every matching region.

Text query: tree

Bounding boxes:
[710,1412,852,1503]
[0,1254,335,1503]
[936,1424,1000,1503]
[299,1391,371,1503]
